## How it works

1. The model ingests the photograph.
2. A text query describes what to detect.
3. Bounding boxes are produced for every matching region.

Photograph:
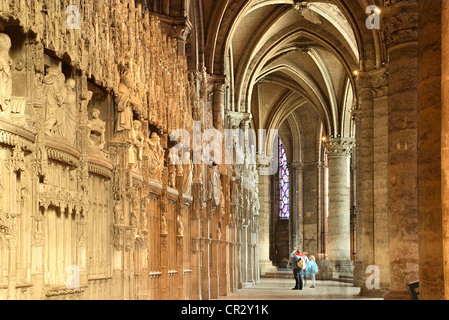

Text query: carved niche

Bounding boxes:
[42,65,67,138]
[87,108,106,150]
[145,132,165,182]
[0,33,12,118]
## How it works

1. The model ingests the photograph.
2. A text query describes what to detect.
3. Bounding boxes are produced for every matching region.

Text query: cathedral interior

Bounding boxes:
[0,0,448,301]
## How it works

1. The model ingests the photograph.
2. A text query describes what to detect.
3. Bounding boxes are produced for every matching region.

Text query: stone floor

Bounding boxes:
[218,278,383,300]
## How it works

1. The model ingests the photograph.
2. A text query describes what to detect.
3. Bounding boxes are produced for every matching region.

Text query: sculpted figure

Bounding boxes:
[0,33,12,117]
[161,213,168,236]
[113,201,125,225]
[146,132,165,181]
[141,210,148,230]
[65,79,77,143]
[88,108,106,149]
[81,90,93,111]
[168,156,176,189]
[130,120,145,168]
[177,217,184,237]
[113,69,140,141]
[130,209,139,228]
[43,66,67,137]
[183,161,193,194]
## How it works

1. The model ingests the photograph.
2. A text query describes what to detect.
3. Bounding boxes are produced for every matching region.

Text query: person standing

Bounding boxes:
[307,255,319,288]
[290,249,304,290]
[301,251,310,286]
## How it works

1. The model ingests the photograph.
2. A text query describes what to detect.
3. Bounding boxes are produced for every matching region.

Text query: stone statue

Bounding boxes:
[146,132,165,181]
[114,201,124,225]
[81,91,93,111]
[88,108,106,150]
[130,208,139,228]
[113,68,140,141]
[217,220,222,241]
[177,217,184,237]
[130,120,145,168]
[0,33,12,118]
[141,210,148,230]
[161,213,168,236]
[183,161,193,194]
[65,79,77,143]
[43,66,67,137]
[168,156,176,189]
[220,187,225,216]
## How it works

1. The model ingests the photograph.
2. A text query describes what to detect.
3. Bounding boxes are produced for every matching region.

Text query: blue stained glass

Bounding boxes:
[279,139,290,220]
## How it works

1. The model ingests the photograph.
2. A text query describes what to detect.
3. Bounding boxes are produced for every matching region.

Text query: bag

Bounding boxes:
[297,258,305,270]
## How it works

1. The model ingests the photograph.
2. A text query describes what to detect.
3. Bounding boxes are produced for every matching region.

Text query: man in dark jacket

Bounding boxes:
[291,249,303,290]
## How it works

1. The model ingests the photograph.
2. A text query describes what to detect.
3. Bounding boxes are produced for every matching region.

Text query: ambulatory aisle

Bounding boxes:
[217,278,382,300]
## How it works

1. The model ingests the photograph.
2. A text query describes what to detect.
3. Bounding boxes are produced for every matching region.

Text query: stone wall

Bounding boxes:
[0,0,260,300]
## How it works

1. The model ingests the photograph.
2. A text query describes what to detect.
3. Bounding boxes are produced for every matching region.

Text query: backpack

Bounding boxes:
[297,257,305,270]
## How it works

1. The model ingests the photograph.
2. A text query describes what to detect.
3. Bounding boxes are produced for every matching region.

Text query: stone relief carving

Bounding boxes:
[88,108,106,150]
[65,79,78,144]
[0,33,12,118]
[43,65,67,137]
[161,213,168,236]
[177,216,184,237]
[113,68,140,141]
[183,160,193,194]
[114,201,125,226]
[168,150,177,188]
[130,120,145,169]
[0,1,257,300]
[382,1,418,48]
[211,166,221,207]
[145,132,165,182]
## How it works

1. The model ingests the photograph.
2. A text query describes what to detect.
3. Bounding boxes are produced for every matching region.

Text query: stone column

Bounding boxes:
[212,78,226,131]
[160,168,170,300]
[383,0,419,300]
[418,0,445,300]
[291,162,303,251]
[176,174,185,300]
[442,0,449,301]
[354,68,390,297]
[351,105,364,289]
[322,161,329,259]
[201,201,211,300]
[209,208,219,299]
[316,161,325,257]
[257,158,278,275]
[190,182,203,300]
[287,164,295,254]
[324,138,355,278]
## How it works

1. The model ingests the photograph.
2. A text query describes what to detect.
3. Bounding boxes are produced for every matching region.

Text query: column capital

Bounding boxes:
[324,138,355,157]
[382,0,418,49]
[257,154,273,168]
[356,67,389,99]
[226,111,252,130]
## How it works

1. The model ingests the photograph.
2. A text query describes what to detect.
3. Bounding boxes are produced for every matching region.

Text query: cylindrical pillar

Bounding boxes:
[383,0,419,300]
[292,162,303,252]
[442,0,449,301]
[325,138,355,277]
[212,80,225,131]
[418,0,444,300]
[257,162,278,275]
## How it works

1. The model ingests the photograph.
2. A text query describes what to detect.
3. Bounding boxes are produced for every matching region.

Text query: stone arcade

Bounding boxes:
[0,0,449,301]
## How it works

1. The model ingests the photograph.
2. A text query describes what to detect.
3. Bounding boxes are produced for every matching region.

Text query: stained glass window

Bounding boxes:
[279,139,290,220]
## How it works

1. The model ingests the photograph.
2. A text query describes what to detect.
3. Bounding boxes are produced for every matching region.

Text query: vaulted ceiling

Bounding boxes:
[202,0,383,161]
